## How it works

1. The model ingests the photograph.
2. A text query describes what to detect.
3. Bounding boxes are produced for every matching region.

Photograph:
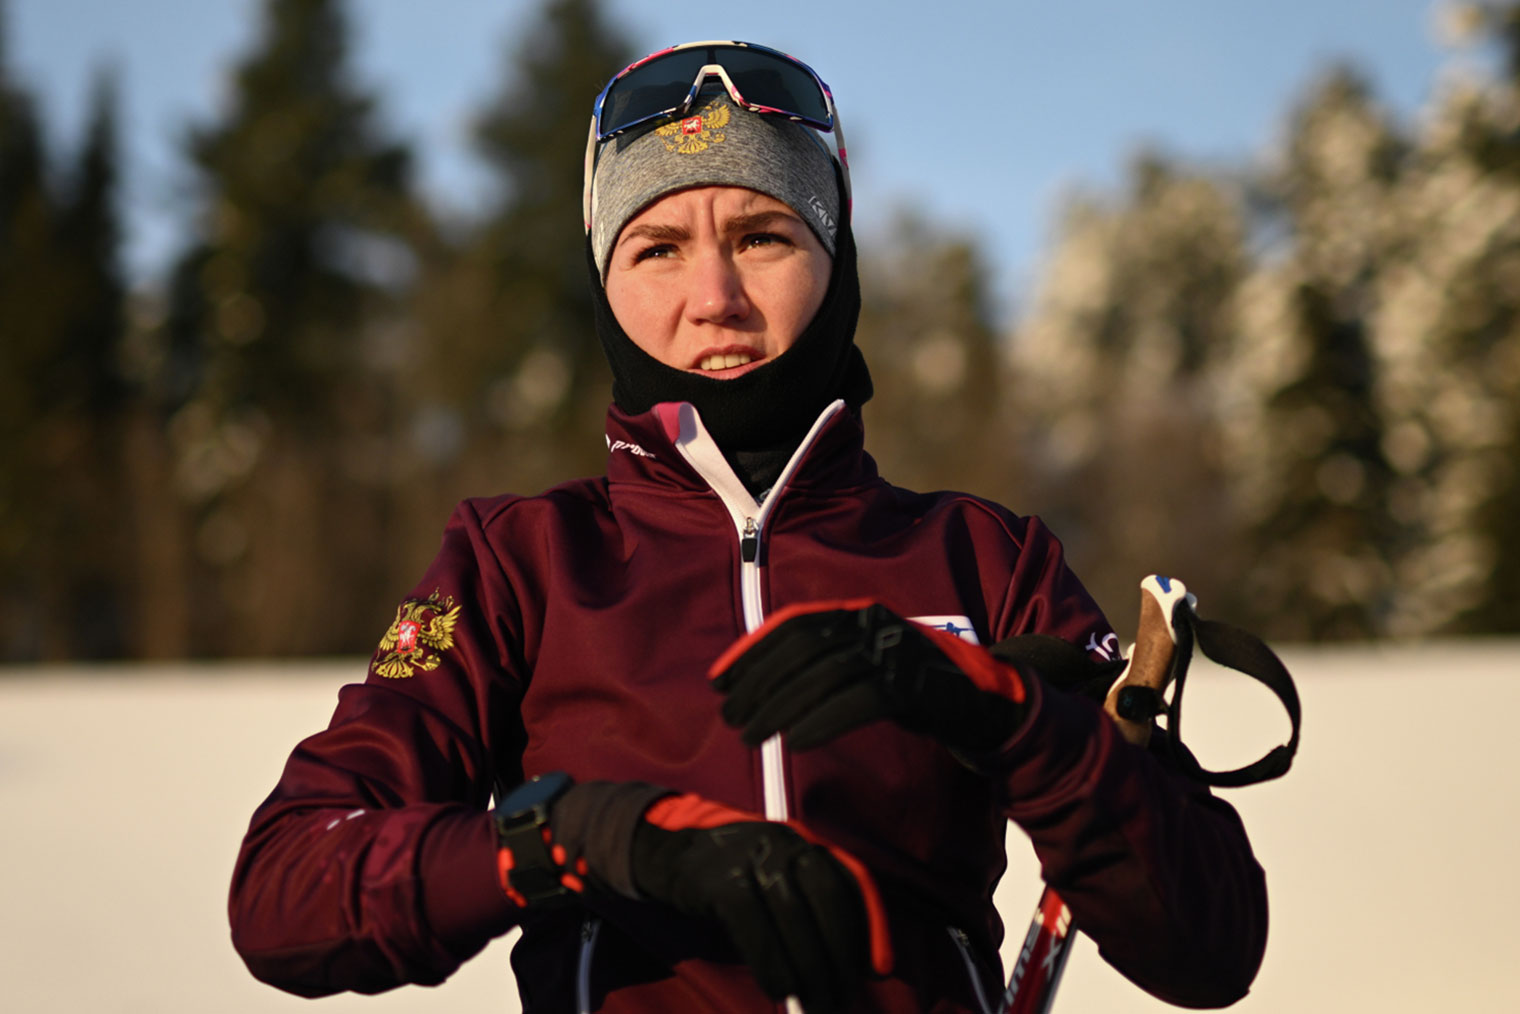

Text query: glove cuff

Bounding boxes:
[549,780,675,900]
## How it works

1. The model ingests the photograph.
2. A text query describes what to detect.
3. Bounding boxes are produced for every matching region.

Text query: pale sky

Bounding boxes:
[7,0,1478,319]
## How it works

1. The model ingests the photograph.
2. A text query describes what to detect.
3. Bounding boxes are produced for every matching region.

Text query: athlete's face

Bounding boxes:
[603,186,831,378]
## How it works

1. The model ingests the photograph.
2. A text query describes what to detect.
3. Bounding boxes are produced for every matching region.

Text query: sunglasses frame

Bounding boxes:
[582,40,850,232]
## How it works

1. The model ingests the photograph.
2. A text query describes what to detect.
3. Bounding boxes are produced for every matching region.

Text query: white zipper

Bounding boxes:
[664,400,847,1014]
[576,916,601,1014]
[948,926,996,1014]
[668,400,845,824]
[742,520,791,822]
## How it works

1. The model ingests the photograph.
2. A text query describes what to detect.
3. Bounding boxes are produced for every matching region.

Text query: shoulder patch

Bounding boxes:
[372,590,461,678]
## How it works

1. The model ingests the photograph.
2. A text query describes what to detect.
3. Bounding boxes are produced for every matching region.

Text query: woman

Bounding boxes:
[231,41,1266,1014]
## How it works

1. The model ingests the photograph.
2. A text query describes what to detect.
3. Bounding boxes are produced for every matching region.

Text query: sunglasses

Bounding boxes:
[583,40,850,229]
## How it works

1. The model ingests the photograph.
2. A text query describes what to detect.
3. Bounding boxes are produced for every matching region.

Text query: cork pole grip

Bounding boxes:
[1103,577,1185,747]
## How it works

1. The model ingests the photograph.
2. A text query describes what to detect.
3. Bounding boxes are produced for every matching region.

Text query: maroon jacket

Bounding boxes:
[230,400,1266,1012]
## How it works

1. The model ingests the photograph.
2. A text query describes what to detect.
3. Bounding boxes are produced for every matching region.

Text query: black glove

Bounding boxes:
[630,793,891,1014]
[711,599,1029,756]
[493,779,891,1012]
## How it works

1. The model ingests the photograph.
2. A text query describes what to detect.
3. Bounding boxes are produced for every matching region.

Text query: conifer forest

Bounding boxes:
[4,0,1520,660]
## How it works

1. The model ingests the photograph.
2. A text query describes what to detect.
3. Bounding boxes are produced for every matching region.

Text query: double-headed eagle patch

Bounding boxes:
[371,590,461,679]
[657,98,729,155]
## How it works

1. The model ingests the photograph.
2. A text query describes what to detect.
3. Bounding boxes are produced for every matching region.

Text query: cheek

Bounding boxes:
[606,274,678,359]
[769,256,831,350]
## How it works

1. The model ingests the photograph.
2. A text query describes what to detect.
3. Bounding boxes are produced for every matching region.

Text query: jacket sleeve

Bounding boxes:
[992,518,1269,1008]
[228,500,528,996]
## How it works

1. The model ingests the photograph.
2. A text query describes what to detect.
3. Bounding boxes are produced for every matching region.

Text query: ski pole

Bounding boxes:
[999,576,1192,1014]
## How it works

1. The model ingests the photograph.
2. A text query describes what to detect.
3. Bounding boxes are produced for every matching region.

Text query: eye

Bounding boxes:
[741,232,791,250]
[630,243,676,264]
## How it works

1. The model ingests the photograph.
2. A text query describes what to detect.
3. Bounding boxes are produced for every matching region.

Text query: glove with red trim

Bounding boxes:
[711,599,1029,757]
[632,793,893,1014]
[491,778,892,1013]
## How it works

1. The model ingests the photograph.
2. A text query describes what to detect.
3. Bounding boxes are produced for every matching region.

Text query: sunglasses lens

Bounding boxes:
[717,47,830,125]
[599,50,708,136]
[598,45,830,138]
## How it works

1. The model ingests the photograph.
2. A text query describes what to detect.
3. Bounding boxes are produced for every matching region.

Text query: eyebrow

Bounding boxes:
[616,209,803,250]
[723,210,799,236]
[618,223,690,248]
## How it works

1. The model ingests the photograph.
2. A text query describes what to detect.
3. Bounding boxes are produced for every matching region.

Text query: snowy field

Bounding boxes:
[2,642,1518,1013]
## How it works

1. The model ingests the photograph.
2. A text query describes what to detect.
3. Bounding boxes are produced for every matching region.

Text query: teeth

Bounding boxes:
[699,353,754,371]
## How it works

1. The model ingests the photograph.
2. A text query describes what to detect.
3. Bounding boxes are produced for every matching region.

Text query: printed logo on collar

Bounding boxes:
[909,615,980,645]
[606,434,656,458]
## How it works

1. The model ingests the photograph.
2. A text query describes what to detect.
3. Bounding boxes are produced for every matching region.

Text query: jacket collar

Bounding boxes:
[603,400,877,504]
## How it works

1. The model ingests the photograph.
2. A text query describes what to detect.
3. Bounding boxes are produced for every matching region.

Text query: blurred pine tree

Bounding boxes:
[856,213,1012,501]
[49,70,130,658]
[0,1,61,660]
[1459,1,1520,633]
[1010,154,1251,627]
[405,0,632,512]
[0,11,130,660]
[1367,1,1520,635]
[159,0,426,655]
[1219,69,1404,639]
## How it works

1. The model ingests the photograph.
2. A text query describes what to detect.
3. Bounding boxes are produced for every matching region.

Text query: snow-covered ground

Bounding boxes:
[2,642,1517,1012]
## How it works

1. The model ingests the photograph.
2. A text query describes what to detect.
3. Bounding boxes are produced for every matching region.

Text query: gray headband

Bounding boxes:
[589,93,839,277]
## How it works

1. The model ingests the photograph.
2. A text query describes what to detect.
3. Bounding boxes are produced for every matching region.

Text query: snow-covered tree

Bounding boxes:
[1011,154,1251,623]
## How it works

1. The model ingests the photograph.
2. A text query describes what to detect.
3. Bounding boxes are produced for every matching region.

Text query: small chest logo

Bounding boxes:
[909,614,980,645]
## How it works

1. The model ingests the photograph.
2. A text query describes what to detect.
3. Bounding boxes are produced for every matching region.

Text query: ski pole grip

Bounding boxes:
[1104,576,1189,747]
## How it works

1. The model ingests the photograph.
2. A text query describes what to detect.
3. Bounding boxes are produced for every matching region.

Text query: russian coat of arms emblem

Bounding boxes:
[657,98,730,155]
[371,590,461,678]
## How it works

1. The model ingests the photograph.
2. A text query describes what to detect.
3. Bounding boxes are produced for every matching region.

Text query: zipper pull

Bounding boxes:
[740,516,758,563]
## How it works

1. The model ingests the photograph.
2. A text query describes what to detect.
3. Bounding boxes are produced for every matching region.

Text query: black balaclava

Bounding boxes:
[590,162,872,496]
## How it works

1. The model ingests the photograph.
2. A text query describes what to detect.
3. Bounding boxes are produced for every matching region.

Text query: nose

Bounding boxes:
[684,249,750,326]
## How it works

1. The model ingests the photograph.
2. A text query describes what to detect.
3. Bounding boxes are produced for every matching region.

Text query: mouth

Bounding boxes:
[698,351,755,371]
[691,347,764,377]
